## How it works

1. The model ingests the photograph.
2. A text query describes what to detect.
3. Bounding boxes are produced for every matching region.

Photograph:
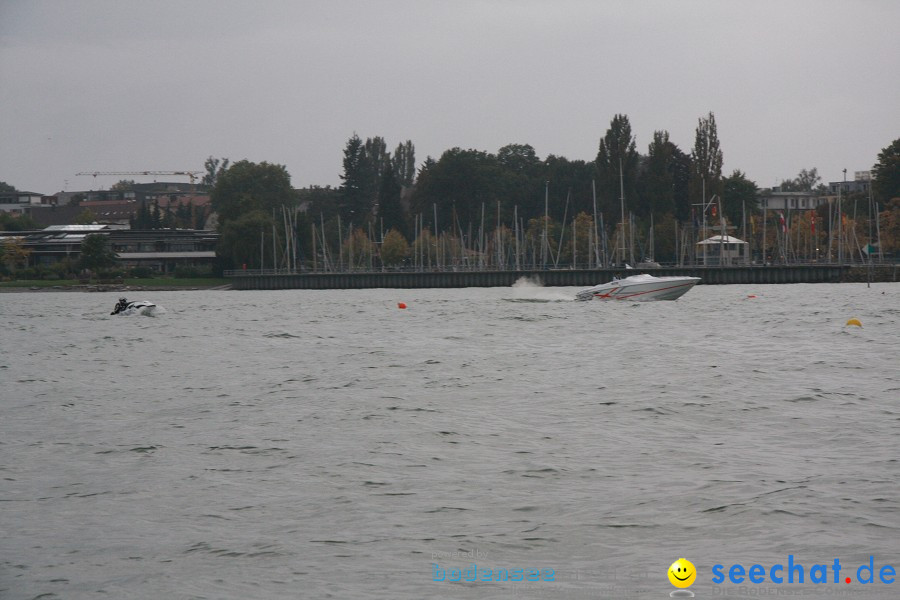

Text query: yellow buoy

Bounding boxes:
[846,318,862,327]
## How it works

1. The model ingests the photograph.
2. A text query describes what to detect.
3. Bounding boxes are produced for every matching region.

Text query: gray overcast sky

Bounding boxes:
[2,0,898,195]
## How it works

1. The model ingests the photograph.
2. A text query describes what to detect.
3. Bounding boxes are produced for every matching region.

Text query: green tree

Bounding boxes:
[779,167,822,192]
[211,160,294,226]
[202,156,230,186]
[669,144,692,222]
[79,234,117,272]
[652,214,679,263]
[110,179,135,191]
[130,201,153,229]
[642,130,677,217]
[497,143,540,176]
[411,227,437,267]
[152,202,162,229]
[0,211,38,231]
[877,198,900,254]
[409,147,505,234]
[690,112,724,207]
[75,208,97,224]
[595,114,639,219]
[872,138,900,202]
[341,226,376,269]
[557,211,595,267]
[175,201,192,228]
[541,155,594,219]
[298,185,342,222]
[162,206,176,229]
[218,210,276,269]
[193,204,209,229]
[377,167,407,237]
[0,181,18,193]
[339,134,372,221]
[1,238,31,272]
[722,170,759,226]
[524,215,561,267]
[380,228,409,266]
[391,140,416,188]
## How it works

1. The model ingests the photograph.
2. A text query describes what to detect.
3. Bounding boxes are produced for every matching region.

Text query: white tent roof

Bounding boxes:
[697,234,747,245]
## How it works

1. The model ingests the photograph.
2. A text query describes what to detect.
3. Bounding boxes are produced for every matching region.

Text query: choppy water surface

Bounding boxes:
[2,282,898,599]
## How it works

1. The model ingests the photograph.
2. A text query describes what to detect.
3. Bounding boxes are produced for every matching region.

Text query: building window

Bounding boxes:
[791,198,796,208]
[801,198,807,208]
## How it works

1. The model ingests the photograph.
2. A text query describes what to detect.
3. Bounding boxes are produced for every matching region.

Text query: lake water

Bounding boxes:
[1,281,898,599]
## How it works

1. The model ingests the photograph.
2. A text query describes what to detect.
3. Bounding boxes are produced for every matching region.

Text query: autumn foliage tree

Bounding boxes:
[380,229,409,267]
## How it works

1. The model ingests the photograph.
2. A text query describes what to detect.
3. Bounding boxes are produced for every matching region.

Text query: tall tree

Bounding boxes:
[690,111,724,208]
[722,170,759,226]
[872,138,900,202]
[780,167,822,192]
[595,114,639,219]
[377,167,407,237]
[391,140,416,188]
[130,200,154,229]
[641,130,677,217]
[361,136,390,217]
[202,156,230,186]
[670,145,693,222]
[340,134,371,221]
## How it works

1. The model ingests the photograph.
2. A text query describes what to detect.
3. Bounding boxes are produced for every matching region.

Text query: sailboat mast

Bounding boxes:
[619,159,626,266]
[542,181,549,268]
[592,179,601,268]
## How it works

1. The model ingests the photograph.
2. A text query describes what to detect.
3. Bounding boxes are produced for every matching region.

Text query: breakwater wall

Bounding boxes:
[227,265,896,290]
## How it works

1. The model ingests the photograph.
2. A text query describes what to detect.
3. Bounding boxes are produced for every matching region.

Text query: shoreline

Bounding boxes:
[0,283,232,293]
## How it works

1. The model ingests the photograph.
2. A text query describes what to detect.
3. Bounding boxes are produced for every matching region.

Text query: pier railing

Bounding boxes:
[223,264,896,290]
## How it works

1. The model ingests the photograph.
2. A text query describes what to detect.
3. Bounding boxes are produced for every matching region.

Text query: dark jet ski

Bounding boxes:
[111,297,156,315]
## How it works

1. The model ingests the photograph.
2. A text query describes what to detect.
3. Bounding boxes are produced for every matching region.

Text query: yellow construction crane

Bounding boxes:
[76,171,204,185]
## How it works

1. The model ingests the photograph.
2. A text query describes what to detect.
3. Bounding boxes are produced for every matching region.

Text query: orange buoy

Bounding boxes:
[397,302,407,309]
[747,294,757,299]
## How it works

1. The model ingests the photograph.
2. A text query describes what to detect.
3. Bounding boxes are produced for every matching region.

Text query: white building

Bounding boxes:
[757,189,826,212]
[0,191,55,214]
[697,234,749,266]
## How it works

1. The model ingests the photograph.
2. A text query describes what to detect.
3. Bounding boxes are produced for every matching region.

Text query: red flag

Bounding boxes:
[778,211,786,233]
[810,214,816,234]
[711,204,717,218]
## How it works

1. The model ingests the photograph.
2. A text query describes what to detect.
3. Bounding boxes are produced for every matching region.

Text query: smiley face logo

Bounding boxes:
[668,558,696,588]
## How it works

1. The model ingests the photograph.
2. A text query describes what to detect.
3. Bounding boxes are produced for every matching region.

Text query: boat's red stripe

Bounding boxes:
[593,281,695,299]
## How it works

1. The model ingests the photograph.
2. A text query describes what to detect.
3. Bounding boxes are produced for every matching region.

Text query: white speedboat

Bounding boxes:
[575,274,700,301]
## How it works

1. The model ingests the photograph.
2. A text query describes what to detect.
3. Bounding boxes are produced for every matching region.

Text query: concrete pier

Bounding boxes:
[225,264,897,290]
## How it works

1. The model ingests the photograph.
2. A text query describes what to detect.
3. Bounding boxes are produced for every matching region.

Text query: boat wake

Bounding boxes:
[507,276,573,302]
